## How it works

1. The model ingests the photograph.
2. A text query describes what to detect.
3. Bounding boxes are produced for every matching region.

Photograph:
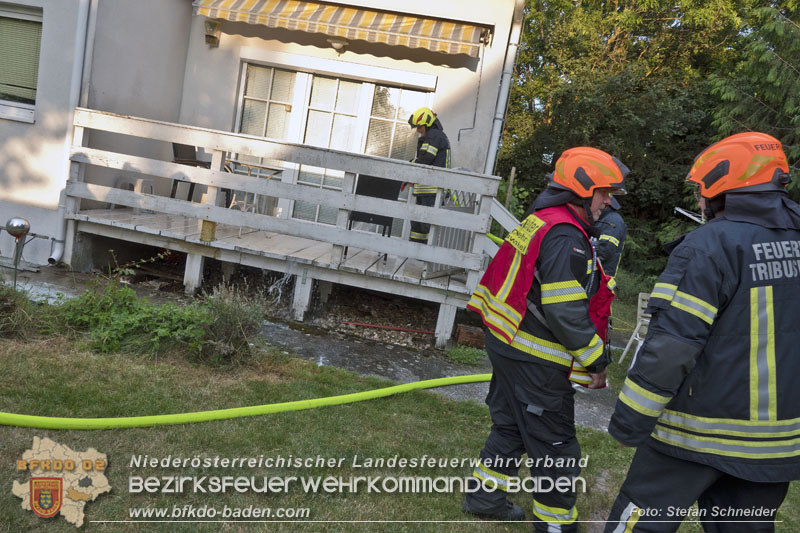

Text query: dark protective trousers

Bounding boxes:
[605,441,789,533]
[410,193,435,243]
[465,349,582,532]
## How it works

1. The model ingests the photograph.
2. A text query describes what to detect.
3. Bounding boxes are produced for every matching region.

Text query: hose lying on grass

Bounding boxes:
[0,374,492,430]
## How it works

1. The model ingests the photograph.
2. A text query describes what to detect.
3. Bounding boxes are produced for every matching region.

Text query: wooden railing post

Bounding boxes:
[331,171,356,266]
[465,193,494,292]
[62,125,85,268]
[183,149,225,294]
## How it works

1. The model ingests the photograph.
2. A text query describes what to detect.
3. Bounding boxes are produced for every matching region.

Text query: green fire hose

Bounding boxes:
[0,374,491,430]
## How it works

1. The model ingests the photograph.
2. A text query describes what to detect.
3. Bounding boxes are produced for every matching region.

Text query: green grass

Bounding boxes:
[446,345,486,366]
[0,339,797,532]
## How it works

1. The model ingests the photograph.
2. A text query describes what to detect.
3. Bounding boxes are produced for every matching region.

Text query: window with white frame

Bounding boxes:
[0,4,43,122]
[294,76,364,224]
[365,86,427,162]
[230,65,296,214]
[235,62,431,225]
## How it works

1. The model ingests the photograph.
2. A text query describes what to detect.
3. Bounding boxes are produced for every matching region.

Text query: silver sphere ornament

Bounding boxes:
[5,217,30,238]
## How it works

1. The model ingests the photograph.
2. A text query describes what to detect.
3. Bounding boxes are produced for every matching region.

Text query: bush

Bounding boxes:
[200,283,267,365]
[57,281,210,357]
[613,268,657,306]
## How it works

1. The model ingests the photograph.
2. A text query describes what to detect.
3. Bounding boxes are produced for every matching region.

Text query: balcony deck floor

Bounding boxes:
[74,208,471,298]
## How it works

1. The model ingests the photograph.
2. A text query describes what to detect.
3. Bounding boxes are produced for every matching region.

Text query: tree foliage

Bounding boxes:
[497,0,800,274]
[711,2,800,184]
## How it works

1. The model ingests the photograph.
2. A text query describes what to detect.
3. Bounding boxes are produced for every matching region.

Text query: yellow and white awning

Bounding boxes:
[192,0,490,57]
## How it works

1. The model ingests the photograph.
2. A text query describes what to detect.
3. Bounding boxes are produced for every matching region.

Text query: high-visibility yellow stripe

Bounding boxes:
[193,0,488,57]
[467,289,519,340]
[420,143,438,156]
[612,502,642,533]
[599,234,620,246]
[541,280,587,304]
[497,249,522,302]
[507,330,573,366]
[651,283,717,324]
[569,361,592,385]
[472,462,510,491]
[659,410,800,438]
[572,334,604,367]
[650,282,677,302]
[471,284,522,324]
[532,499,578,524]
[619,377,671,418]
[653,425,800,459]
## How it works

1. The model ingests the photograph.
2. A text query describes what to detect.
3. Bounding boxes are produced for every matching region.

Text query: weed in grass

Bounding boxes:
[0,284,47,340]
[446,345,486,366]
[199,283,269,365]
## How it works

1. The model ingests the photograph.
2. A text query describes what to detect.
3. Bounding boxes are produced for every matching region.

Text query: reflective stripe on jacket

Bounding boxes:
[467,205,614,384]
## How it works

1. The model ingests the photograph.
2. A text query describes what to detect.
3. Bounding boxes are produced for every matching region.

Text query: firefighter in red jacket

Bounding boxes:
[605,132,800,532]
[464,147,628,530]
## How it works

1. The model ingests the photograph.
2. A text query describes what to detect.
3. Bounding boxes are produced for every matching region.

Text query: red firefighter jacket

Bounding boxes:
[468,205,614,385]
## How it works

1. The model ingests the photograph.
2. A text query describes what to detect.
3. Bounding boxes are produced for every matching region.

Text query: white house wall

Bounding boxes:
[0,0,82,264]
[179,0,517,174]
[82,0,193,204]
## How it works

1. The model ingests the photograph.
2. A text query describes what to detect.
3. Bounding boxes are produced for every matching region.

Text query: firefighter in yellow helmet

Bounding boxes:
[464,147,628,529]
[407,107,451,243]
[606,132,800,532]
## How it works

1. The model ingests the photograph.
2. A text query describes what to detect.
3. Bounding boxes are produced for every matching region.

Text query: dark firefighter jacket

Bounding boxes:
[411,117,450,195]
[467,205,614,385]
[595,207,626,277]
[608,192,800,482]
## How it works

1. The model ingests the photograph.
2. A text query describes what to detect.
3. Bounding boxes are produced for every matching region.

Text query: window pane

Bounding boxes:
[298,166,325,185]
[322,169,344,189]
[371,86,399,119]
[304,110,332,147]
[0,17,42,104]
[398,89,428,121]
[365,119,392,157]
[271,69,295,102]
[310,77,336,110]
[293,199,317,221]
[244,65,272,98]
[240,100,266,135]
[391,126,418,161]
[266,103,290,139]
[330,114,357,151]
[318,204,338,225]
[335,80,360,114]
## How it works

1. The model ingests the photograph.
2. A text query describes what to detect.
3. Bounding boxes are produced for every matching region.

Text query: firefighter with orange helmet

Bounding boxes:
[605,132,800,532]
[407,107,451,243]
[464,147,628,529]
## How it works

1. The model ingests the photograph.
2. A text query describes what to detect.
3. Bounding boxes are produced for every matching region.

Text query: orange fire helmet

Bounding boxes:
[686,132,791,199]
[549,147,628,198]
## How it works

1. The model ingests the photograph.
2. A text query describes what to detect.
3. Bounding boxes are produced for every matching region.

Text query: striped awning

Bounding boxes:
[192,0,490,57]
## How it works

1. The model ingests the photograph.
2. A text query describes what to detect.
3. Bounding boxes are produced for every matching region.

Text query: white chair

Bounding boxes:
[618,292,651,365]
